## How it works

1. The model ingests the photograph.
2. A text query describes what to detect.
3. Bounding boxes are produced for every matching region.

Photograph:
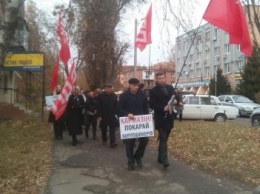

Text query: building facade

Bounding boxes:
[175,22,246,94]
[118,61,175,91]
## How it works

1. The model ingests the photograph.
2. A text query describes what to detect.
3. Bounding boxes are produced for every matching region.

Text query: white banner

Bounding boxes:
[45,95,58,110]
[119,114,154,139]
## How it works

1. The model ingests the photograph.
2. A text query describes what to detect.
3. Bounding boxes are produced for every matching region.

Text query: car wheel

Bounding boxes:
[214,114,226,122]
[238,109,243,117]
[251,115,260,127]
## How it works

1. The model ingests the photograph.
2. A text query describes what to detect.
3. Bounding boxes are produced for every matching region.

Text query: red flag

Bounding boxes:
[203,0,252,57]
[50,60,59,91]
[51,62,76,120]
[135,4,152,52]
[57,11,71,66]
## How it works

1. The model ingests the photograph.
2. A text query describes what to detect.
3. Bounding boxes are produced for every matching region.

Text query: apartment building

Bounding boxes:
[175,22,246,94]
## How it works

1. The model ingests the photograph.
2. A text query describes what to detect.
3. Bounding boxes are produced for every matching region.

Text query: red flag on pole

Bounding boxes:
[51,62,76,120]
[57,11,71,66]
[50,60,59,91]
[135,4,152,52]
[203,0,252,57]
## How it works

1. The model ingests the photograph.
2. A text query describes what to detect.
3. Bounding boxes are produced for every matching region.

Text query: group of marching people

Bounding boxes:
[49,72,184,171]
[49,83,118,147]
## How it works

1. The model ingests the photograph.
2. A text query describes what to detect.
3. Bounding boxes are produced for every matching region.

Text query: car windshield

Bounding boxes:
[232,96,252,103]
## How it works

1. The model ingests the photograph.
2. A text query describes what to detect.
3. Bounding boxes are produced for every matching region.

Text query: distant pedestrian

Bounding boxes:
[66,86,85,146]
[175,88,184,122]
[117,78,149,171]
[48,84,65,140]
[149,72,177,168]
[97,83,118,148]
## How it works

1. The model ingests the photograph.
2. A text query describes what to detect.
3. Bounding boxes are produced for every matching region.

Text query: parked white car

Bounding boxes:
[182,95,239,122]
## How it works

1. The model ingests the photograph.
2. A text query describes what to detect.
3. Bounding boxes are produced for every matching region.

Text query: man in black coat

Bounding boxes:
[149,72,177,168]
[117,78,149,171]
[98,83,118,147]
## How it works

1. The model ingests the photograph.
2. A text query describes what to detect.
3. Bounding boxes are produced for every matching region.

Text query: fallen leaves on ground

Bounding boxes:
[0,119,53,194]
[150,120,260,186]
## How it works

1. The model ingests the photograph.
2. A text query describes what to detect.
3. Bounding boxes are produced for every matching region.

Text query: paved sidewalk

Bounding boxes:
[43,130,255,194]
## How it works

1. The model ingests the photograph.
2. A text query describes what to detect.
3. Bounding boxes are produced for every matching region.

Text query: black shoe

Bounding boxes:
[110,143,118,148]
[127,165,134,171]
[135,157,143,168]
[163,163,170,168]
[158,158,162,164]
[72,141,77,146]
[93,137,97,140]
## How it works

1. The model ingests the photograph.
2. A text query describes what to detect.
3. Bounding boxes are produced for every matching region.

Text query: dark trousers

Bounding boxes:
[158,130,171,165]
[176,110,183,121]
[125,137,148,166]
[101,125,116,145]
[53,122,64,139]
[85,115,97,138]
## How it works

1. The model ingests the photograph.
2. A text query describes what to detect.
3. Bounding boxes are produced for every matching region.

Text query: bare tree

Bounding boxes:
[63,0,145,89]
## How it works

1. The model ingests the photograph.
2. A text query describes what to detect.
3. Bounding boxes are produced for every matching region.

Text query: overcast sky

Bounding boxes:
[30,0,210,66]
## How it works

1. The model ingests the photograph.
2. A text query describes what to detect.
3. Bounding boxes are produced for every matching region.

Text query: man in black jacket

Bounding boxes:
[117,78,149,171]
[149,72,177,168]
[98,83,118,147]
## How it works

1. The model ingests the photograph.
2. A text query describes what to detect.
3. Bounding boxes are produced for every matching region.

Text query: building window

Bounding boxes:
[236,45,240,51]
[196,52,201,62]
[205,31,210,41]
[214,28,219,37]
[189,69,194,78]
[4,74,8,93]
[235,60,244,72]
[214,65,218,73]
[205,50,210,59]
[204,66,210,77]
[171,72,175,77]
[189,54,193,63]
[224,44,230,54]
[224,63,230,73]
[196,68,201,77]
[214,47,220,56]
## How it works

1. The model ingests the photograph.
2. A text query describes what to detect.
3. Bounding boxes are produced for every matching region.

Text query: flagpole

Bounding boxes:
[148,45,151,90]
[134,19,137,78]
[174,19,203,88]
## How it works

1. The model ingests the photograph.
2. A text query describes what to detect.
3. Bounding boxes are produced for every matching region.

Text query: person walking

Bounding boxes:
[84,91,98,140]
[97,83,118,148]
[48,84,65,140]
[117,78,149,171]
[149,72,177,168]
[175,88,184,122]
[66,86,85,146]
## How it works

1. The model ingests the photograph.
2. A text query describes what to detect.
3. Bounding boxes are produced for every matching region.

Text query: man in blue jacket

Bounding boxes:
[117,78,149,171]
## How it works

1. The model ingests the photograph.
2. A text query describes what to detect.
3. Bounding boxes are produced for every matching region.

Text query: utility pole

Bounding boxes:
[215,71,217,96]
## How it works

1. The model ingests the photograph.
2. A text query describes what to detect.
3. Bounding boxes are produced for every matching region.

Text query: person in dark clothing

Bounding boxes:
[66,86,85,146]
[84,91,98,140]
[117,78,149,171]
[48,85,65,140]
[97,83,118,148]
[149,72,177,168]
[175,88,184,122]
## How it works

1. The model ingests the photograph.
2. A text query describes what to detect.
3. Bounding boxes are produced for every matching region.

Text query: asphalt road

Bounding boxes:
[228,117,251,127]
